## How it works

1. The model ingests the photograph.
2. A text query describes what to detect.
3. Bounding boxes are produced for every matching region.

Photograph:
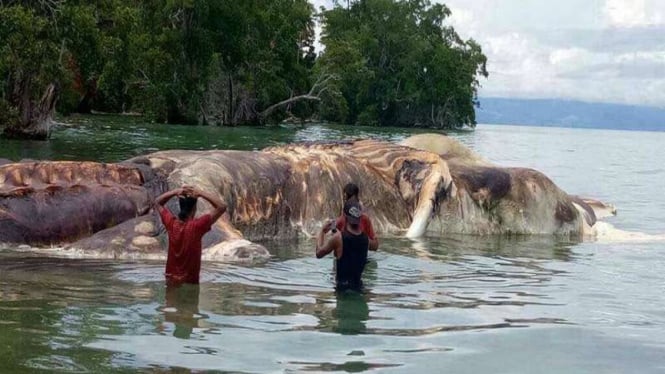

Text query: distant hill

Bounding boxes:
[476,97,665,131]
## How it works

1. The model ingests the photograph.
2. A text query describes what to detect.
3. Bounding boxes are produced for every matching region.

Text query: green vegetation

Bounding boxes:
[0,0,487,139]
[318,0,488,128]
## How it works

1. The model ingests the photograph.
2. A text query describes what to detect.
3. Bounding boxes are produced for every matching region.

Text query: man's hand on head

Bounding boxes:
[180,186,195,197]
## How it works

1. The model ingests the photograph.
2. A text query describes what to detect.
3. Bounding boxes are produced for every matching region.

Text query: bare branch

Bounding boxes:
[258,74,338,121]
[259,94,322,120]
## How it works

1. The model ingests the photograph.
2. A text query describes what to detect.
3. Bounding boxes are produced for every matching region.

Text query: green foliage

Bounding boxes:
[0,5,61,103]
[119,0,316,124]
[213,0,316,123]
[0,0,486,129]
[317,0,488,128]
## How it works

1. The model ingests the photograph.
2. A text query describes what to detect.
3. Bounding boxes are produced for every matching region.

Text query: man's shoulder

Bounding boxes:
[195,213,212,222]
[158,206,175,226]
[158,205,173,216]
[191,214,213,233]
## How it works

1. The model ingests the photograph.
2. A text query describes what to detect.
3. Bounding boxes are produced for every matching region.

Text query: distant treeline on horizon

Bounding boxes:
[476,97,665,132]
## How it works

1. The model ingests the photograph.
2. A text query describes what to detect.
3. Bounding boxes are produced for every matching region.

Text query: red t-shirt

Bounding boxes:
[336,214,376,240]
[158,207,213,285]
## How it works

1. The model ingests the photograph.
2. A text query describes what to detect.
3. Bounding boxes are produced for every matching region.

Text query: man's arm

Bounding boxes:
[369,237,379,252]
[190,187,227,222]
[155,188,184,207]
[155,188,185,229]
[364,215,379,251]
[316,221,340,258]
[335,216,344,232]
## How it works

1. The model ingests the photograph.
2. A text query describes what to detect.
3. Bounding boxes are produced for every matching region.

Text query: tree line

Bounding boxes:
[0,0,487,139]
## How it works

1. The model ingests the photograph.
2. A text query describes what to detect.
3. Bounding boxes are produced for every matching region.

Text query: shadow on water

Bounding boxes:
[286,360,402,372]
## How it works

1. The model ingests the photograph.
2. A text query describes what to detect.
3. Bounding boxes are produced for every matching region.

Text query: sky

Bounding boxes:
[310,0,665,108]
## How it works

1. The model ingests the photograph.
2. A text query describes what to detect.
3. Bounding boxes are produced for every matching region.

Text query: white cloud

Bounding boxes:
[549,48,591,66]
[310,0,665,107]
[309,0,331,12]
[441,0,665,107]
[446,6,474,28]
[603,0,665,27]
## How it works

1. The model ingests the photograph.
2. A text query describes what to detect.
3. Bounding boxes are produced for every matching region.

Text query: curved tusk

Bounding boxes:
[405,158,453,238]
[406,171,445,238]
[406,197,434,238]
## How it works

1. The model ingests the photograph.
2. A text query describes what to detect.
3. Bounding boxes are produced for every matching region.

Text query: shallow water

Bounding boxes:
[1,119,665,373]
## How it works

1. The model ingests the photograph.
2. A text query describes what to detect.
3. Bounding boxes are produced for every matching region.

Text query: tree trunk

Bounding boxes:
[3,83,59,140]
[227,74,234,125]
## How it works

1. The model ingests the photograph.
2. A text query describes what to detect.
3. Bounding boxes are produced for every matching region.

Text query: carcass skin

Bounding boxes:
[0,134,615,260]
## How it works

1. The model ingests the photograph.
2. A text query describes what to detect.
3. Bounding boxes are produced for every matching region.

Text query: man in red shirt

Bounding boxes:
[335,183,379,251]
[155,186,226,285]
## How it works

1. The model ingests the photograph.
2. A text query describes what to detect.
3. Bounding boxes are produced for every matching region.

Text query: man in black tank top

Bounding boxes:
[316,200,378,291]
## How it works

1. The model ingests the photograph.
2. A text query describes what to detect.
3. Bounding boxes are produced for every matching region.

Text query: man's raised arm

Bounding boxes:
[155,187,184,208]
[190,188,227,222]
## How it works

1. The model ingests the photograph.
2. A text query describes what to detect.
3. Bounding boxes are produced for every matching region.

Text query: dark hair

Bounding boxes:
[178,196,198,220]
[343,183,360,201]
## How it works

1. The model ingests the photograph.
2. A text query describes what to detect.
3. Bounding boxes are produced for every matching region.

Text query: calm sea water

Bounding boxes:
[1,119,665,373]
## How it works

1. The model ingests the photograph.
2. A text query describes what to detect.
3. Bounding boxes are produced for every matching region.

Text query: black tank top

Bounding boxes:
[336,229,369,290]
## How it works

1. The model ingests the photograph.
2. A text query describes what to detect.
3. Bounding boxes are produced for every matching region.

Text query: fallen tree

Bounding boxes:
[258,74,336,123]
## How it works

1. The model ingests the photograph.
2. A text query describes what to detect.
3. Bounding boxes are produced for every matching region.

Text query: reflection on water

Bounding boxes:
[0,116,436,163]
[332,291,371,335]
[161,284,204,340]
